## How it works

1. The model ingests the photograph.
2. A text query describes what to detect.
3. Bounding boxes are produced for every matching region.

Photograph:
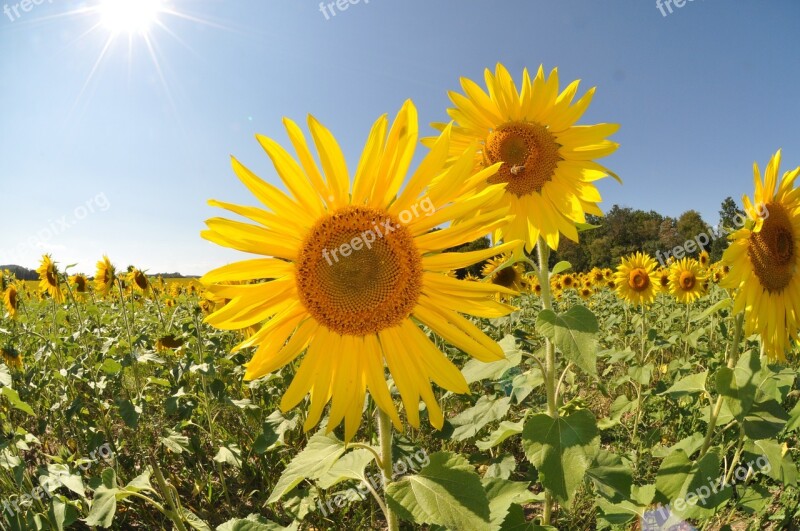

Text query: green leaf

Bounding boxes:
[100,358,123,375]
[214,445,243,469]
[551,261,572,275]
[482,477,534,529]
[217,514,298,531]
[115,399,140,428]
[521,410,600,507]
[0,364,11,388]
[44,464,85,498]
[385,451,491,531]
[84,469,119,528]
[660,371,708,398]
[161,430,191,454]
[743,399,789,439]
[317,448,376,489]
[2,387,34,416]
[476,420,524,451]
[655,449,731,519]
[692,298,731,322]
[536,305,598,376]
[267,431,346,503]
[586,450,633,502]
[500,503,556,530]
[449,396,511,441]
[462,335,521,384]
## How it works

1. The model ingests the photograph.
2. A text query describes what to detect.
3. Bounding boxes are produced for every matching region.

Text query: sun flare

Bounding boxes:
[98,0,163,35]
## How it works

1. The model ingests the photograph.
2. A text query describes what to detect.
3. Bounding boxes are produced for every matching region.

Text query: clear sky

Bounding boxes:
[1,0,798,275]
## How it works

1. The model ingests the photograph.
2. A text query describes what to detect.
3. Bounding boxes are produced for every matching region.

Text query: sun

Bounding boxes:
[98,0,164,35]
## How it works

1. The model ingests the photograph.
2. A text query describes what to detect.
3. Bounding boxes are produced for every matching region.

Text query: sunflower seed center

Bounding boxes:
[749,202,796,292]
[628,269,650,292]
[296,206,423,336]
[484,122,562,197]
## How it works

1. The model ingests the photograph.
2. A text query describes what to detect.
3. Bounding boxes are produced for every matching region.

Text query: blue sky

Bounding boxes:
[0,0,798,275]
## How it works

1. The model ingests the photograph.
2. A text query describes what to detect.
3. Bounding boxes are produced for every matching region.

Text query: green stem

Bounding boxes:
[377,409,399,531]
[632,304,646,441]
[149,455,189,531]
[535,237,558,525]
[700,312,743,457]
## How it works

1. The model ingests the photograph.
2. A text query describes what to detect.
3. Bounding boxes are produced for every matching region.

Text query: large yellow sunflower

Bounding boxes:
[201,101,519,441]
[37,254,64,304]
[721,150,800,361]
[668,258,708,304]
[430,63,619,253]
[95,255,116,296]
[614,252,659,306]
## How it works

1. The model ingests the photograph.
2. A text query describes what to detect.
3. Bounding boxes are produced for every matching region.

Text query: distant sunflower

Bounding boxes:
[201,101,518,441]
[614,252,659,306]
[721,150,800,361]
[3,284,18,318]
[698,250,710,268]
[561,273,576,290]
[129,269,150,294]
[1,347,22,370]
[430,63,619,253]
[70,274,89,300]
[668,258,707,304]
[578,287,593,301]
[95,256,116,296]
[590,268,605,285]
[482,255,524,294]
[657,268,671,293]
[156,334,185,353]
[37,255,64,303]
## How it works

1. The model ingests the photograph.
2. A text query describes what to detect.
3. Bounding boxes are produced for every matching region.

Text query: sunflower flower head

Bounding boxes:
[201,101,518,441]
[37,254,64,304]
[721,149,800,361]
[430,63,620,254]
[95,256,117,296]
[668,258,708,304]
[614,252,659,306]
[1,346,23,370]
[3,283,19,318]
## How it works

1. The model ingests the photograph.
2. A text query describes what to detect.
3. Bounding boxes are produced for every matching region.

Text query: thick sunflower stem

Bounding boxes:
[536,237,558,525]
[700,312,743,457]
[377,409,399,531]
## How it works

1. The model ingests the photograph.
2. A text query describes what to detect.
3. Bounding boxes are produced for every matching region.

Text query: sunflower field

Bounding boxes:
[3,64,800,531]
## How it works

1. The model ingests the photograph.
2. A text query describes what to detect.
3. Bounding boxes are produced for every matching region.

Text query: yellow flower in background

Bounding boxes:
[95,255,116,296]
[37,254,64,304]
[3,284,18,318]
[430,63,620,253]
[722,150,800,361]
[129,268,151,294]
[614,252,659,306]
[698,250,710,268]
[69,273,90,301]
[1,347,23,370]
[481,255,524,294]
[668,258,708,304]
[201,101,518,441]
[657,268,671,293]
